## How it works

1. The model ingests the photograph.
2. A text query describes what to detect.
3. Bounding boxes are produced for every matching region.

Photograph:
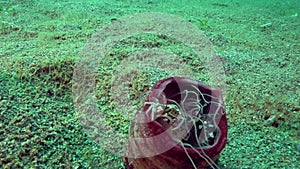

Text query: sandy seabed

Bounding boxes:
[0,0,299,168]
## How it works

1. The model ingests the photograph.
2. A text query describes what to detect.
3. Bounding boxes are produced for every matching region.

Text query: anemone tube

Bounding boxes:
[124,77,228,169]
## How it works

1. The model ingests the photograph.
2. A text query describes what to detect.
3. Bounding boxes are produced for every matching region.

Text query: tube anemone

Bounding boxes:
[124,77,228,169]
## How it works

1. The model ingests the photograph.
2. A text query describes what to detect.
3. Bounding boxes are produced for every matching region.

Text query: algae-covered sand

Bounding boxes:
[0,0,299,168]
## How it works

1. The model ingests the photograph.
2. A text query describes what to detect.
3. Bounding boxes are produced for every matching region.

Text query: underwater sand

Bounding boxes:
[0,0,299,168]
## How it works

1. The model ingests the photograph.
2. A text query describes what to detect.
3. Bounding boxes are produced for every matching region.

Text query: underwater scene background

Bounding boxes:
[0,0,299,168]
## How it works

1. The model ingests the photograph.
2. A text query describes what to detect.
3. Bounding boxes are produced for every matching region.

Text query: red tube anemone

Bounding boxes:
[124,77,228,169]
